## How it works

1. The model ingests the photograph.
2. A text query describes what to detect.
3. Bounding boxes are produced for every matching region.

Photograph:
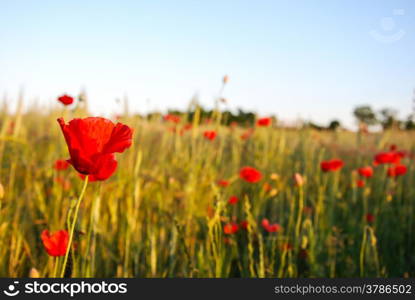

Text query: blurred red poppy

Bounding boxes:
[257,117,272,127]
[358,166,373,178]
[261,218,281,233]
[374,152,402,164]
[58,94,74,106]
[240,166,262,183]
[217,180,230,187]
[183,124,193,131]
[164,114,181,124]
[321,159,344,172]
[41,229,69,257]
[240,220,249,230]
[356,179,365,188]
[203,130,217,141]
[266,224,281,233]
[54,159,70,171]
[261,218,270,228]
[387,164,407,177]
[366,213,375,223]
[58,117,133,181]
[223,222,239,235]
[228,195,239,205]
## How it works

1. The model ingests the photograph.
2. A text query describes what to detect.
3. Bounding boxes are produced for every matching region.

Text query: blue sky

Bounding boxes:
[1,0,414,127]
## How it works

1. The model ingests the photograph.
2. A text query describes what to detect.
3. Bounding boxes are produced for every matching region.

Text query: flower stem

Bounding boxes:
[60,175,89,278]
[52,257,59,278]
[295,185,304,241]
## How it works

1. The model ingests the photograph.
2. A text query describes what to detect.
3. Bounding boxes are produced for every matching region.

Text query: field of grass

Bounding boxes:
[0,102,414,278]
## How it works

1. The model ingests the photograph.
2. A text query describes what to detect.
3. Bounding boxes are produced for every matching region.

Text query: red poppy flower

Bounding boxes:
[390,144,397,151]
[321,159,344,172]
[358,166,373,178]
[267,224,281,233]
[183,124,193,131]
[240,166,262,183]
[228,195,239,205]
[387,164,407,177]
[41,229,69,257]
[217,180,230,187]
[374,152,401,164]
[164,114,181,124]
[54,159,70,171]
[399,151,408,159]
[366,213,375,223]
[223,222,239,235]
[261,218,270,228]
[57,94,74,106]
[356,179,365,188]
[240,220,249,230]
[203,130,217,141]
[58,117,133,181]
[256,117,272,127]
[261,218,281,233]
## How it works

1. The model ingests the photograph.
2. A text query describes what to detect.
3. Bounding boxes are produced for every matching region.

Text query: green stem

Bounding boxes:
[295,186,304,247]
[60,176,89,278]
[52,257,59,278]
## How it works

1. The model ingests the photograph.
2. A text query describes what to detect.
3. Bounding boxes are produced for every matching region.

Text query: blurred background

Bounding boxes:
[1,0,414,128]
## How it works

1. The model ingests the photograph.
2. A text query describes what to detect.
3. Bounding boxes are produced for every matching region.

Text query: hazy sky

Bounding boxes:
[1,0,414,127]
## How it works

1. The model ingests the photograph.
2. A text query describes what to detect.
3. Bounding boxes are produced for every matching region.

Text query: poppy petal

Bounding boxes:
[103,123,133,154]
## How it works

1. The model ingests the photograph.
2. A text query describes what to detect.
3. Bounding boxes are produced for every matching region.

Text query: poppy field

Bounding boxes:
[0,95,414,278]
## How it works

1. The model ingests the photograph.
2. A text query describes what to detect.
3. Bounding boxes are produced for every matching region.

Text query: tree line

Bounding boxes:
[145,104,413,131]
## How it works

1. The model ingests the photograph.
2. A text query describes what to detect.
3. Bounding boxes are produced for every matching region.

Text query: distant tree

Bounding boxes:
[185,106,258,126]
[353,105,378,126]
[379,108,398,130]
[306,122,325,131]
[328,120,341,131]
[404,115,415,130]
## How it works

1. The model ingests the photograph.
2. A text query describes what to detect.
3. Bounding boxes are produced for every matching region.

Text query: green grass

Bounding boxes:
[0,105,414,278]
